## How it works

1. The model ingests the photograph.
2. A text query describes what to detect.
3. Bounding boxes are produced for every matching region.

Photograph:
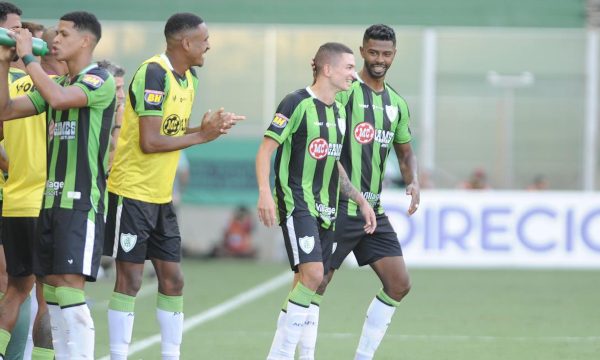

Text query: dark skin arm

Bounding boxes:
[394,142,420,215]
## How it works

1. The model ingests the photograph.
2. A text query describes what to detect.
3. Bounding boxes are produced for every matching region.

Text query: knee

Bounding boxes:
[388,277,411,302]
[115,270,144,296]
[300,267,323,291]
[158,270,184,295]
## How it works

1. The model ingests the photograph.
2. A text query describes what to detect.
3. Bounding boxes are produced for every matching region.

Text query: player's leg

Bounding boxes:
[31,280,55,360]
[148,202,185,360]
[268,215,324,360]
[298,213,362,359]
[354,214,409,360]
[23,282,37,360]
[0,217,39,360]
[104,194,152,360]
[151,259,184,360]
[44,208,105,360]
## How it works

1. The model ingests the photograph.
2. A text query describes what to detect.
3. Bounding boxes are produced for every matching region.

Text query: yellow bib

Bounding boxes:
[108,55,195,204]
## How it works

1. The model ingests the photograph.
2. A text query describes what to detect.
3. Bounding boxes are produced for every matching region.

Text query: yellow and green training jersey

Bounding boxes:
[108,54,198,204]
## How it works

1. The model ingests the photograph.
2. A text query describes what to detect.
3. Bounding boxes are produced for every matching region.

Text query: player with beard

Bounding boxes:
[297,24,421,360]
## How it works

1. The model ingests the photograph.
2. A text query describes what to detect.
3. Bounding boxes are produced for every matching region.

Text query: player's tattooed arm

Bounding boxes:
[337,162,362,203]
[337,162,377,233]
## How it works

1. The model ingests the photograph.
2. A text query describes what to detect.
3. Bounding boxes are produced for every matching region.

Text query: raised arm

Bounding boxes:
[14,29,88,111]
[256,137,279,227]
[337,162,376,233]
[393,142,420,215]
[0,47,38,121]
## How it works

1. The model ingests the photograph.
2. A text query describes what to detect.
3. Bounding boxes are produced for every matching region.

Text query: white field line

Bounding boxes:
[98,271,291,360]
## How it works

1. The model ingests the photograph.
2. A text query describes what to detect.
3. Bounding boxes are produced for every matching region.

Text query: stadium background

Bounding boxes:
[16,1,600,359]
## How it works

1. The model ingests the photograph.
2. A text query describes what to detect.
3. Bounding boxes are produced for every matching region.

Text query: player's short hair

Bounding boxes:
[98,59,125,77]
[164,13,204,39]
[363,24,396,46]
[0,2,20,24]
[60,11,102,42]
[313,42,353,77]
[22,21,45,36]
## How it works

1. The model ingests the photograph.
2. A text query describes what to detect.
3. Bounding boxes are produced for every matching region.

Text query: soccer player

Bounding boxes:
[305,24,421,360]
[256,42,376,360]
[4,25,69,360]
[104,13,244,360]
[0,11,116,359]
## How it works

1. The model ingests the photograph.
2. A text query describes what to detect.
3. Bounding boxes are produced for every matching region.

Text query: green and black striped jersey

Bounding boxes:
[265,87,346,229]
[336,77,411,216]
[28,64,116,213]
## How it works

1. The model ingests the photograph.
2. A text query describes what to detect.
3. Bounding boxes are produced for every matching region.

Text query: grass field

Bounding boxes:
[85,259,600,359]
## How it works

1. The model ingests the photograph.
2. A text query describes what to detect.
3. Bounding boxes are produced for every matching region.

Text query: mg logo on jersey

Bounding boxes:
[120,233,137,253]
[298,236,315,254]
[385,105,399,122]
[354,122,375,144]
[309,138,329,160]
[162,114,185,136]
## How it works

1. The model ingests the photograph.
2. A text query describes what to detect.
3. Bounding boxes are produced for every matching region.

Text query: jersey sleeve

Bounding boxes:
[264,92,303,144]
[130,62,168,117]
[394,97,412,144]
[26,75,66,114]
[73,67,116,108]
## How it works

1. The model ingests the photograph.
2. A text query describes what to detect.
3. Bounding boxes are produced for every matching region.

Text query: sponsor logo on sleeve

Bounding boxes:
[144,90,165,106]
[298,236,315,254]
[81,74,104,89]
[271,113,289,128]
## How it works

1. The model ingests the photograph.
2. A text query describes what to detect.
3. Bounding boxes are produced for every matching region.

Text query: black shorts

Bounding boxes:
[281,213,334,273]
[2,217,38,277]
[331,212,403,269]
[35,208,104,281]
[0,200,4,246]
[104,192,181,263]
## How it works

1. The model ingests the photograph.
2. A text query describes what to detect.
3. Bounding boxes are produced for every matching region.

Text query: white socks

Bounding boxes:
[354,296,397,360]
[298,303,319,360]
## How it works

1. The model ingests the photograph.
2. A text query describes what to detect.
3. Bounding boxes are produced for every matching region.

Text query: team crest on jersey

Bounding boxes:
[385,105,398,122]
[271,113,288,128]
[299,236,315,254]
[81,74,104,89]
[354,122,375,144]
[337,117,346,135]
[308,138,329,160]
[144,90,165,106]
[120,233,137,253]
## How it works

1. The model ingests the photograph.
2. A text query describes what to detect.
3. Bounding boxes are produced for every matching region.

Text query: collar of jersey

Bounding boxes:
[77,63,98,75]
[160,53,175,71]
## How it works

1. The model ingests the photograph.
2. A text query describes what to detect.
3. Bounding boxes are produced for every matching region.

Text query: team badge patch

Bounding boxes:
[144,90,165,106]
[299,236,315,254]
[120,233,137,253]
[81,74,104,89]
[271,113,289,128]
[385,105,398,122]
[337,117,346,135]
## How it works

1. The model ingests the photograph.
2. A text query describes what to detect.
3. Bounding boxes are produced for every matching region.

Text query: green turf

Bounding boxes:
[86,260,600,359]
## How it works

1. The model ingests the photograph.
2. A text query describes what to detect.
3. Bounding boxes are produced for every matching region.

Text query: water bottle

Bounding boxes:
[0,27,49,56]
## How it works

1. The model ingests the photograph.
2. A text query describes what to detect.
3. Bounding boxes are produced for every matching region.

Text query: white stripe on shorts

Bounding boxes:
[83,217,95,275]
[111,202,123,257]
[286,215,300,266]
